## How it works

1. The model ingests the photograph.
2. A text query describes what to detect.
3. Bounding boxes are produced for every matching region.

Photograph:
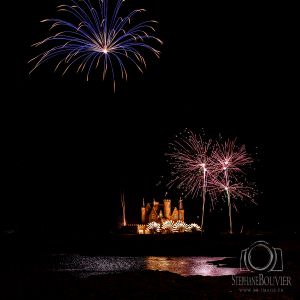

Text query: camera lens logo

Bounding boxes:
[240,241,283,272]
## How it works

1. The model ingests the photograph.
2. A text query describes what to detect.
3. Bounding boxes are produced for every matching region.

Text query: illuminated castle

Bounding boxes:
[120,197,185,234]
[141,198,184,224]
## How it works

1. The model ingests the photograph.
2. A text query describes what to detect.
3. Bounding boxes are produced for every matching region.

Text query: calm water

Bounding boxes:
[34,254,245,277]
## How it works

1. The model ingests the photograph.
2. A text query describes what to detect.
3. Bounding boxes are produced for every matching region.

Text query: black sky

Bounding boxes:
[2,1,298,237]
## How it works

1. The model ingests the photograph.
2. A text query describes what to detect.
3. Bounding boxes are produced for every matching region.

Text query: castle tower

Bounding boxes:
[141,198,146,224]
[159,210,163,219]
[163,199,171,219]
[153,199,159,210]
[178,198,184,222]
[149,207,159,222]
[171,207,178,221]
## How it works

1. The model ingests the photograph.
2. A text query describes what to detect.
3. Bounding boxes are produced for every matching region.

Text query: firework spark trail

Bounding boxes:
[29,0,162,91]
[211,139,254,233]
[166,131,215,230]
[120,191,126,226]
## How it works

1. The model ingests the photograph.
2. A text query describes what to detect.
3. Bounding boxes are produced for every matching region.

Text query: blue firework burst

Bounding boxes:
[29,0,162,90]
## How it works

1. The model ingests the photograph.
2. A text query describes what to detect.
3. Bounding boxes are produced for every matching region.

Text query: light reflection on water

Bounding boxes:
[43,255,245,277]
[146,256,243,277]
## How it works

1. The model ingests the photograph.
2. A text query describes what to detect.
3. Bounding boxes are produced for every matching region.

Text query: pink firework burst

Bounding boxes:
[166,131,257,233]
[211,138,255,233]
[211,138,253,175]
[166,130,215,229]
[211,177,256,207]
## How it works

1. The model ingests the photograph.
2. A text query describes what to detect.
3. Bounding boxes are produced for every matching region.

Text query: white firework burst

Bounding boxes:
[146,222,160,233]
[161,220,177,233]
[174,221,191,233]
[189,223,202,232]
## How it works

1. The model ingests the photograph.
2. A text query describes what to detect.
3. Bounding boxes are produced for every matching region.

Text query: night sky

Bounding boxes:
[2,1,298,238]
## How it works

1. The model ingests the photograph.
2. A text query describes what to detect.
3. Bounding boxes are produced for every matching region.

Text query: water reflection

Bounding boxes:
[145,256,244,277]
[40,255,245,277]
